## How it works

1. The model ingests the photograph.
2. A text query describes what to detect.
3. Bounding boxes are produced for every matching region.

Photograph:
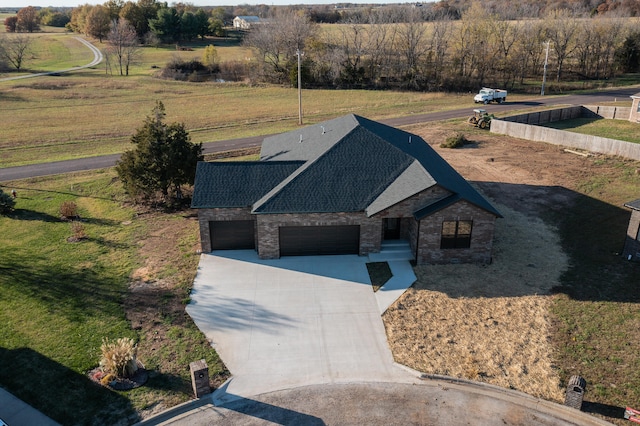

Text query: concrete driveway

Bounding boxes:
[186,251,418,404]
[150,252,614,426]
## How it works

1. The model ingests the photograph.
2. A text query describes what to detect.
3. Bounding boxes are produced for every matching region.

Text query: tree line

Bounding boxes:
[243,5,640,92]
[3,1,640,91]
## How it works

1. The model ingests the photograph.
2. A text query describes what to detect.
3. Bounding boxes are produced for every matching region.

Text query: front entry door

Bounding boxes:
[383,218,401,240]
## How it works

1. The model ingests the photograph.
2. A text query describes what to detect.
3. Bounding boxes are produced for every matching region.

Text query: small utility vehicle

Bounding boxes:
[468,109,493,129]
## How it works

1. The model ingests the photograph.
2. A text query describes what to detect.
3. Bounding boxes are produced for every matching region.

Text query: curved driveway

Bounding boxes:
[0,36,102,83]
[145,251,612,426]
[1,87,638,182]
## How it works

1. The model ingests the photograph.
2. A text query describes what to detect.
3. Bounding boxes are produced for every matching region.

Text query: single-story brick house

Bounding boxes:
[192,114,501,265]
[623,198,640,262]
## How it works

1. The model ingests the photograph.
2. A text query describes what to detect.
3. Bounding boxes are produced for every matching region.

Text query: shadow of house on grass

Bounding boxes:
[7,208,60,223]
[0,250,127,322]
[0,347,139,425]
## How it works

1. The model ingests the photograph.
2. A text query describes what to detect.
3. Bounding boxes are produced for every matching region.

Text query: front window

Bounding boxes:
[440,220,472,249]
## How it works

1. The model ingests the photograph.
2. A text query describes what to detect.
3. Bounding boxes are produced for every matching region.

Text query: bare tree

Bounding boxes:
[366,11,397,87]
[105,19,140,76]
[544,9,580,81]
[396,7,428,88]
[423,18,451,88]
[336,17,367,86]
[0,34,33,70]
[244,8,317,83]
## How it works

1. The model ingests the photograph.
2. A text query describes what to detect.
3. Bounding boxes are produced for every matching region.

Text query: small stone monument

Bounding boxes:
[189,359,210,398]
[564,375,586,410]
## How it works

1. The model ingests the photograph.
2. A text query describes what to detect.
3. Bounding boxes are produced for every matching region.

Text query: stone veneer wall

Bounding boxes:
[416,200,497,265]
[623,209,640,262]
[256,212,380,259]
[197,207,254,252]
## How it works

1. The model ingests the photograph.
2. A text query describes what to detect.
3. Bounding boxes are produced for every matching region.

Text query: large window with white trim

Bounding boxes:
[440,220,472,249]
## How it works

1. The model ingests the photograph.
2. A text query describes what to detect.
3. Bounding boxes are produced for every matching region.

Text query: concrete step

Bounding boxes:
[368,240,414,262]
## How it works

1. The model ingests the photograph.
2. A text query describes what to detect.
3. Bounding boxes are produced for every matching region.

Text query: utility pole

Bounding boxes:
[297,49,303,125]
[541,40,550,96]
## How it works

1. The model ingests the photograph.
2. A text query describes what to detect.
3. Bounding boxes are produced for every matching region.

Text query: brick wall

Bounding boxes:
[197,187,498,265]
[197,207,254,252]
[256,212,381,259]
[416,200,497,265]
[623,209,640,262]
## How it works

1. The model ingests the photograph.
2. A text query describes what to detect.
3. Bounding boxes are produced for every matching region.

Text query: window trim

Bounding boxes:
[440,220,473,249]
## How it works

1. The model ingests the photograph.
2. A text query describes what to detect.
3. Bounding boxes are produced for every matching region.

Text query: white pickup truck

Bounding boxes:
[474,88,507,104]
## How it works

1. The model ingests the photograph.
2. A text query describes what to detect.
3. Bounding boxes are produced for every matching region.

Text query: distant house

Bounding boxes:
[623,198,640,262]
[233,16,260,30]
[191,114,501,265]
[630,93,640,122]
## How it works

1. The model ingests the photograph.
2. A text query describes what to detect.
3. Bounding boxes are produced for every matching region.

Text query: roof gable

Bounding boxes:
[253,125,414,213]
[366,160,436,216]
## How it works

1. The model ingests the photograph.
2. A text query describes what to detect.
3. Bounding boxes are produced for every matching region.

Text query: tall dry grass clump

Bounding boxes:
[100,337,138,378]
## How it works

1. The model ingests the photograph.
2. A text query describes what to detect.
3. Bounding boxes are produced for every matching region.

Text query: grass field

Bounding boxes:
[0,172,226,424]
[544,117,640,144]
[0,31,537,169]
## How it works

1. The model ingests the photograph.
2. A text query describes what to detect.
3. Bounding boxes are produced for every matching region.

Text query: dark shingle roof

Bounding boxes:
[351,115,501,218]
[193,114,501,218]
[191,161,303,208]
[253,126,414,213]
[625,199,640,210]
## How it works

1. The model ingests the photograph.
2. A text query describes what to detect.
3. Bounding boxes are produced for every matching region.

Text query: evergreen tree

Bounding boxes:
[115,102,203,204]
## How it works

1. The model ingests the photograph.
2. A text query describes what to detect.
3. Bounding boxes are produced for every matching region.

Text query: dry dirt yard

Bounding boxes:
[383,124,615,403]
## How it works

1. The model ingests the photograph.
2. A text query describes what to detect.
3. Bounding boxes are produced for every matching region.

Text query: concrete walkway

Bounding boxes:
[0,387,60,426]
[186,251,418,405]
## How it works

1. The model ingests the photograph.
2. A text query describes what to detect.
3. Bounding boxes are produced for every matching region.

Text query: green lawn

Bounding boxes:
[0,71,479,168]
[545,156,640,420]
[544,117,640,144]
[0,171,225,424]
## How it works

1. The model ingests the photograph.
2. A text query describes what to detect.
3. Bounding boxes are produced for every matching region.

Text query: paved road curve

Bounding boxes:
[0,37,102,83]
[1,87,638,182]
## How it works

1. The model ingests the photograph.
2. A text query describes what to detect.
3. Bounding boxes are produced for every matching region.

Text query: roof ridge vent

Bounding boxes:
[409,135,412,144]
[299,134,303,143]
[321,126,325,135]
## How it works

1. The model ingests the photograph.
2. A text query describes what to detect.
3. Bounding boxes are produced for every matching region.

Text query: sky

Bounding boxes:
[4,0,415,8]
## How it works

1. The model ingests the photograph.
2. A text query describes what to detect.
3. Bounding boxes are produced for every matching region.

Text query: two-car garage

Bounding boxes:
[279,225,360,256]
[209,221,360,257]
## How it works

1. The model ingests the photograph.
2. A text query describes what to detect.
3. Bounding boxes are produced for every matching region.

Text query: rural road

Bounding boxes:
[0,36,103,83]
[0,86,638,182]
